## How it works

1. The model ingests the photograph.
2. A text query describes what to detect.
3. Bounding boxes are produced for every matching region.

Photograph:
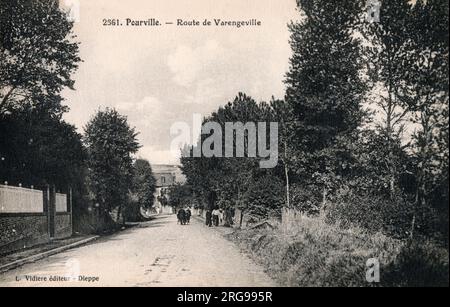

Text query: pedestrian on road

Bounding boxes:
[185,207,192,224]
[177,208,186,225]
[206,210,213,227]
[212,208,220,227]
[219,209,224,225]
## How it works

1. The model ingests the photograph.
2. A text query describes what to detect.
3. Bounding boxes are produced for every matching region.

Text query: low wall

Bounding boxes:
[0,185,72,255]
[0,185,43,213]
[55,213,72,239]
[0,214,49,255]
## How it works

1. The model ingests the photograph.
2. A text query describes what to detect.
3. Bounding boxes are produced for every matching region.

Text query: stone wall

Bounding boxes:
[0,214,49,255]
[0,185,72,255]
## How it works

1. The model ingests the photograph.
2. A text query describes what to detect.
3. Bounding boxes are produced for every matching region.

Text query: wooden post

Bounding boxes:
[49,185,56,238]
[43,185,51,239]
[68,186,73,237]
[43,184,50,214]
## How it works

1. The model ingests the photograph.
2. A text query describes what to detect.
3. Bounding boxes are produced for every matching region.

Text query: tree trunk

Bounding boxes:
[239,210,244,229]
[386,79,397,197]
[411,104,432,240]
[322,186,327,215]
[410,213,416,240]
[410,190,419,240]
[284,140,291,208]
[117,204,123,226]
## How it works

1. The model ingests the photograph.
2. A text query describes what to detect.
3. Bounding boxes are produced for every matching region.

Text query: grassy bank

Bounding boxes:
[227,217,449,287]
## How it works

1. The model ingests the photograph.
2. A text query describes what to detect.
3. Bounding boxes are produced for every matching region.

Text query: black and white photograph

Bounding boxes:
[0,0,448,290]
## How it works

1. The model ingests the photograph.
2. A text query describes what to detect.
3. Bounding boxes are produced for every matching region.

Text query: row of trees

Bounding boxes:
[1,0,83,190]
[178,0,449,243]
[0,0,156,232]
[84,108,157,226]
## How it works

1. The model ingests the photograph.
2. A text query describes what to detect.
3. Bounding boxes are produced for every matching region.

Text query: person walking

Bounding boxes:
[177,208,186,225]
[212,208,220,227]
[185,207,192,224]
[205,209,213,227]
[219,209,224,225]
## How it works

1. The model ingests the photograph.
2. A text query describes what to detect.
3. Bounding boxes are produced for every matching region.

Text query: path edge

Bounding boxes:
[0,236,99,274]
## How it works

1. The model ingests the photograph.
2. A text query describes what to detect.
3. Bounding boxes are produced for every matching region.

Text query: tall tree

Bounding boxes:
[269,98,294,208]
[132,159,157,209]
[0,108,85,189]
[407,0,449,237]
[362,0,416,194]
[285,0,367,207]
[0,0,80,116]
[167,183,193,209]
[84,108,140,225]
[180,93,283,220]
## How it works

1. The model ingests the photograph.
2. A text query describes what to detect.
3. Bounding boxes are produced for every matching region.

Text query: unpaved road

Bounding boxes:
[0,215,276,287]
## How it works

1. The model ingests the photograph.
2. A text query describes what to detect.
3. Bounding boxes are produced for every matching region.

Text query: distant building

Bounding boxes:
[152,164,186,214]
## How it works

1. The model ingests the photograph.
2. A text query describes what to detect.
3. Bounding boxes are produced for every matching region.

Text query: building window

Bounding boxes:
[161,176,165,184]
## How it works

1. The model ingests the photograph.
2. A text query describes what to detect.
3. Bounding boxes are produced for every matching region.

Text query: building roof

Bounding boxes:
[151,164,186,184]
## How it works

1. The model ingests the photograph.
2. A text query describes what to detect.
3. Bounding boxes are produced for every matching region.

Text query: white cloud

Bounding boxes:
[184,78,223,105]
[137,146,180,165]
[167,40,225,87]
[116,96,164,112]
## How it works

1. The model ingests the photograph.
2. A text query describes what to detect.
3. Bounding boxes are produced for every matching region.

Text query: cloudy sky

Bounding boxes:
[62,0,300,164]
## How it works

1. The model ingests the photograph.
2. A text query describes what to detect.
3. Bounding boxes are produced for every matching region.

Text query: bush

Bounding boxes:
[227,217,449,287]
[383,241,449,287]
[326,187,444,242]
[243,175,285,218]
[289,184,322,216]
[123,201,147,222]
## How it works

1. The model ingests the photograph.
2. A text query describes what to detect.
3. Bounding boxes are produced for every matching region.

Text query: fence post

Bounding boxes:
[44,185,50,238]
[48,185,56,238]
[67,186,73,237]
[43,185,49,213]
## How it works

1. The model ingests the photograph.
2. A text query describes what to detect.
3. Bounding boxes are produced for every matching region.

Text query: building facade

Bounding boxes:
[152,164,185,214]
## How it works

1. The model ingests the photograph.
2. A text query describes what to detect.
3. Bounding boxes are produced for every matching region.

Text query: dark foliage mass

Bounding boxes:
[179,0,448,244]
[84,108,141,225]
[176,0,449,286]
[0,0,448,286]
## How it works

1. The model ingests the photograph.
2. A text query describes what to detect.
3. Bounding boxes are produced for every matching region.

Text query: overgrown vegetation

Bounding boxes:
[0,0,448,285]
[228,217,449,287]
[177,0,449,286]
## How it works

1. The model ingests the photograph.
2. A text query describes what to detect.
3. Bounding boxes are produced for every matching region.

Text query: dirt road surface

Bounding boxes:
[0,215,276,287]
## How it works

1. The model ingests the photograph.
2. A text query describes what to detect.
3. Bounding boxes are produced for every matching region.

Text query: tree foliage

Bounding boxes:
[131,159,156,209]
[167,184,193,209]
[0,108,85,189]
[285,0,367,190]
[179,1,448,245]
[84,108,140,219]
[0,0,81,115]
[180,93,284,219]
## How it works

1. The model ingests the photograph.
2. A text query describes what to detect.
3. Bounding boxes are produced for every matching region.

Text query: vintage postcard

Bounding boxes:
[0,0,448,292]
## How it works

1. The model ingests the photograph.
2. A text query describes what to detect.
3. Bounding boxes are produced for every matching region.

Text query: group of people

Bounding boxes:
[177,206,234,228]
[205,207,223,227]
[177,207,192,225]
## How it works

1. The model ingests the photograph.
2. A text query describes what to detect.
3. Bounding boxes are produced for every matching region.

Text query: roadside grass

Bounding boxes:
[227,216,449,287]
